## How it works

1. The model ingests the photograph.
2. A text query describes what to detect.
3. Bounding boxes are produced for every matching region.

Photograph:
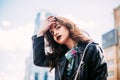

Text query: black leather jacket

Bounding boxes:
[32,35,108,80]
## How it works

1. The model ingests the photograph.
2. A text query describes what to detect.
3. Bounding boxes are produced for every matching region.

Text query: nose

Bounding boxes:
[54,30,59,36]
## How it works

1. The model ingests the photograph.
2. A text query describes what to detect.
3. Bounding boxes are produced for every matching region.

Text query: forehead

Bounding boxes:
[49,22,60,31]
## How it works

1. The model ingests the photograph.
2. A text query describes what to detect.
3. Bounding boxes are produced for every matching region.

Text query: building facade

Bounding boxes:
[102,5,120,80]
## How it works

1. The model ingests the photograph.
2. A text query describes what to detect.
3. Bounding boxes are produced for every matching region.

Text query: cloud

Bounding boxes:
[0,23,34,80]
[0,23,34,52]
[1,21,12,28]
[1,75,21,80]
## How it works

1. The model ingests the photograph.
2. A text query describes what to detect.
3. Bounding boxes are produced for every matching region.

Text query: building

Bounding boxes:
[102,5,120,80]
[114,5,120,28]
[114,5,120,80]
[24,10,55,80]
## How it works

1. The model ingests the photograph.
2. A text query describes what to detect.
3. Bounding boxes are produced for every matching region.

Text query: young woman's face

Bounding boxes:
[49,23,70,45]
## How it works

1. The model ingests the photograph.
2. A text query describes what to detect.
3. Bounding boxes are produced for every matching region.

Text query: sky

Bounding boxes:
[0,0,119,80]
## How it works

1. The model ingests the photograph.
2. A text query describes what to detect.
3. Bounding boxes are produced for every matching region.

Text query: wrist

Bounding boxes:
[37,31,45,37]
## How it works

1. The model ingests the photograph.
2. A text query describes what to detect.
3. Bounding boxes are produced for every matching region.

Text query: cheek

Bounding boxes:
[53,36,57,42]
[63,27,69,34]
[64,29,69,37]
[65,32,70,38]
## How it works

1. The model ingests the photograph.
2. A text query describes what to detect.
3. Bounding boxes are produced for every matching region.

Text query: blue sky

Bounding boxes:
[0,0,119,80]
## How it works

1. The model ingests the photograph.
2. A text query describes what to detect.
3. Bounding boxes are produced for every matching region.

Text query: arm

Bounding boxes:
[32,16,56,67]
[32,35,49,67]
[88,43,108,80]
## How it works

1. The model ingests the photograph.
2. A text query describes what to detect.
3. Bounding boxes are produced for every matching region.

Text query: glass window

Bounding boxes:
[108,71,114,77]
[107,59,114,66]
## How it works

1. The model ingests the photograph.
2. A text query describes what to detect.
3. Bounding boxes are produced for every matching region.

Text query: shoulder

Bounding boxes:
[78,41,103,57]
[88,42,103,54]
[87,42,104,61]
[77,41,102,53]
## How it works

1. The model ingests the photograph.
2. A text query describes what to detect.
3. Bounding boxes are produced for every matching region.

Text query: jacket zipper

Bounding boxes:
[71,70,77,79]
[57,65,62,80]
[71,61,85,79]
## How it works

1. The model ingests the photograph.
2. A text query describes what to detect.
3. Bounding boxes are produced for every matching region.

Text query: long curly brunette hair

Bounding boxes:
[45,16,91,71]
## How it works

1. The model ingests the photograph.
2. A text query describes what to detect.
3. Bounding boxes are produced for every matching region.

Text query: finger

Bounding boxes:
[47,16,54,21]
[47,21,55,26]
[47,17,56,21]
[49,21,56,25]
[47,16,54,19]
[50,19,56,22]
[48,18,56,22]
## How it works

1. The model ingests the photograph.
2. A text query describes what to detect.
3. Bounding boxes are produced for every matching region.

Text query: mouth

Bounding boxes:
[57,35,62,40]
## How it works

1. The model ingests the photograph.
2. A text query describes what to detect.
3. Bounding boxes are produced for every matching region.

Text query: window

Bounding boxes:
[107,59,114,66]
[108,71,114,78]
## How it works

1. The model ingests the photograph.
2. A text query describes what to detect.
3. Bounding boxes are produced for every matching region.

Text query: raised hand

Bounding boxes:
[37,16,56,37]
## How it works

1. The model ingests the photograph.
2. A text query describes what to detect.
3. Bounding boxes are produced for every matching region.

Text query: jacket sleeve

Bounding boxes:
[32,35,49,67]
[88,43,108,80]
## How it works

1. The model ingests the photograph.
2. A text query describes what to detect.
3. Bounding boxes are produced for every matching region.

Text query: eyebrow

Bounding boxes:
[54,24,59,28]
[50,23,60,32]
[49,24,56,32]
[55,24,61,28]
[52,24,58,29]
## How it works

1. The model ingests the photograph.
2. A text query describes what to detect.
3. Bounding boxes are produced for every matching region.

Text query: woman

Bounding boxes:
[32,16,108,80]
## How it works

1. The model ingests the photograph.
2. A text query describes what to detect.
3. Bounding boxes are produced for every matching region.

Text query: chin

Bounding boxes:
[55,38,67,45]
[57,42,64,45]
[57,40,65,45]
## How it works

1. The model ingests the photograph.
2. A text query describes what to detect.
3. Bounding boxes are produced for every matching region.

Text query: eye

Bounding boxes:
[50,31,54,35]
[56,25,61,29]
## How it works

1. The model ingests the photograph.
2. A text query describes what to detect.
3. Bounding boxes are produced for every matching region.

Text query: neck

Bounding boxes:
[64,38,76,49]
